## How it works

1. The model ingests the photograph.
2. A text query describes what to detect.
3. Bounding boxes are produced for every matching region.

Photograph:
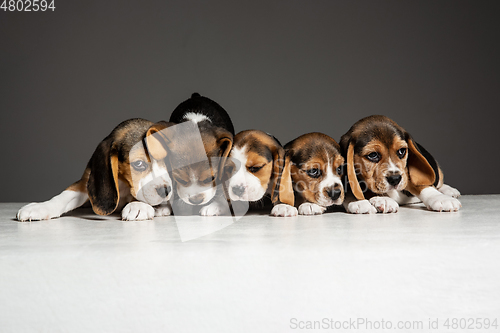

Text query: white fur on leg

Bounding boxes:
[418,187,461,212]
[270,204,298,217]
[369,196,399,213]
[154,203,172,217]
[347,200,378,214]
[437,184,461,198]
[298,203,327,215]
[17,190,88,221]
[199,197,230,216]
[122,201,155,220]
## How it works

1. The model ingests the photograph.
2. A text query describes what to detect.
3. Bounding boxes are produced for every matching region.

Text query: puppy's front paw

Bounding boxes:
[154,203,172,217]
[347,200,378,214]
[298,203,327,215]
[369,196,399,213]
[425,194,461,212]
[199,201,230,216]
[270,204,298,217]
[122,202,155,221]
[438,184,461,198]
[17,202,61,221]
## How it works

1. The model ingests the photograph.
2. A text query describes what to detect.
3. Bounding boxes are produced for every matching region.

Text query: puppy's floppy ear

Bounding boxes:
[271,147,294,206]
[144,121,171,160]
[406,135,435,187]
[215,128,233,180]
[87,139,120,215]
[346,142,365,201]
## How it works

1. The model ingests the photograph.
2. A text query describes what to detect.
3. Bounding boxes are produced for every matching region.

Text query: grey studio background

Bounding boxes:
[1,0,499,202]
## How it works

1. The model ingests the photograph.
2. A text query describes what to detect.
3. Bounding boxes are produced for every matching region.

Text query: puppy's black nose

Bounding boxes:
[156,185,171,198]
[387,174,402,186]
[326,188,342,201]
[188,194,204,205]
[232,185,245,197]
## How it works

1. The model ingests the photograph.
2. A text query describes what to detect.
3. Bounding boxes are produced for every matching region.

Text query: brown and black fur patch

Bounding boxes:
[285,132,345,205]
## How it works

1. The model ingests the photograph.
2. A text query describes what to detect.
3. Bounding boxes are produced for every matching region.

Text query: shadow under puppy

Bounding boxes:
[285,133,345,215]
[17,118,176,221]
[167,93,234,216]
[340,115,461,214]
[225,130,297,217]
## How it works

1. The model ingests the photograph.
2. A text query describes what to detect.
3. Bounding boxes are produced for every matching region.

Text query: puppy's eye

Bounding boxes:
[306,168,322,178]
[131,160,148,172]
[202,175,215,184]
[248,165,264,173]
[397,148,407,159]
[336,166,343,175]
[366,152,381,163]
[175,178,189,186]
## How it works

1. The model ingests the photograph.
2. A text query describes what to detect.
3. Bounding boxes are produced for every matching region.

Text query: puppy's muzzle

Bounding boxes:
[386,174,402,186]
[231,185,246,197]
[156,185,171,199]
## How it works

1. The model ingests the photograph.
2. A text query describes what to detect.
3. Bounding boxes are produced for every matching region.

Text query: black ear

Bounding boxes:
[87,139,120,215]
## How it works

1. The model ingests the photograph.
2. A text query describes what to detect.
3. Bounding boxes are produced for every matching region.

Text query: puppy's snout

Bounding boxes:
[231,185,246,197]
[386,174,402,186]
[188,194,205,205]
[156,185,171,199]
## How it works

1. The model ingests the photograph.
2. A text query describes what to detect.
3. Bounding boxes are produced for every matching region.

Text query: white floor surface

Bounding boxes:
[1,195,499,333]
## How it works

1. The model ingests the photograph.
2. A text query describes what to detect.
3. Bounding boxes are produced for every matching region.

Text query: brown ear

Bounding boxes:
[271,148,295,206]
[347,142,365,201]
[144,121,171,160]
[215,129,233,180]
[87,140,120,215]
[406,137,435,187]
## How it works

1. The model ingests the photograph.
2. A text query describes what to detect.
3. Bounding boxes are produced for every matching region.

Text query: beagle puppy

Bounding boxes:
[340,115,461,214]
[225,130,297,217]
[17,118,175,221]
[285,133,345,215]
[168,93,234,216]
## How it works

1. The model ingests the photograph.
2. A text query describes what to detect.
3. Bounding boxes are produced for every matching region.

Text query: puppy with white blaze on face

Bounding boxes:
[17,119,175,221]
[168,93,234,216]
[340,115,461,214]
[285,133,345,215]
[225,130,297,217]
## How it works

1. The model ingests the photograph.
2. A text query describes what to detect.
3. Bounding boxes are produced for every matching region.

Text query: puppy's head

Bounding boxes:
[285,133,345,207]
[340,115,435,200]
[168,122,233,205]
[87,119,174,215]
[225,130,294,206]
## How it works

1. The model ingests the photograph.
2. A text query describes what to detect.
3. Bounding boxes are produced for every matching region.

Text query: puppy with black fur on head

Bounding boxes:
[168,93,234,216]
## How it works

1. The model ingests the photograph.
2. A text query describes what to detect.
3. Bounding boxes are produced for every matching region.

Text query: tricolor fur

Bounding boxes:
[340,115,461,214]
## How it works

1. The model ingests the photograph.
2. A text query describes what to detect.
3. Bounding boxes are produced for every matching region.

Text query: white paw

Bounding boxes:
[154,203,172,217]
[369,196,399,213]
[270,204,298,217]
[17,202,61,221]
[438,184,461,198]
[298,203,327,215]
[121,202,155,221]
[425,194,462,212]
[199,201,230,216]
[347,200,378,214]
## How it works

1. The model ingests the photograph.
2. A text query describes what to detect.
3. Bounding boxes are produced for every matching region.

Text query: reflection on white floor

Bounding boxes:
[1,195,499,333]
